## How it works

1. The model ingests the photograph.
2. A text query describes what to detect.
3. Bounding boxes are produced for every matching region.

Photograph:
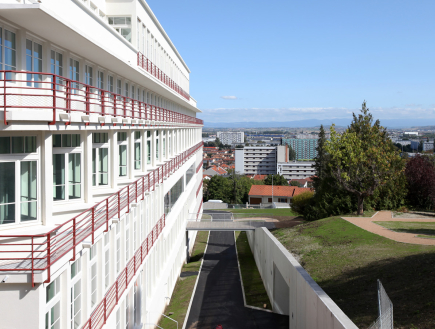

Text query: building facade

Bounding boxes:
[0,1,203,329]
[277,162,315,180]
[282,138,318,160]
[235,146,287,175]
[216,131,244,145]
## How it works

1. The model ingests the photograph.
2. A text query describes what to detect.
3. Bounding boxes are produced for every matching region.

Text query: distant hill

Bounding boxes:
[202,118,435,129]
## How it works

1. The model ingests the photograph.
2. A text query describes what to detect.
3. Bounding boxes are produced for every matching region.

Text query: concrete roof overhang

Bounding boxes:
[0,3,201,113]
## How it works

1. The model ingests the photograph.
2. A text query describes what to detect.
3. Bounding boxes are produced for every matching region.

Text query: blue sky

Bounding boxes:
[147,0,435,125]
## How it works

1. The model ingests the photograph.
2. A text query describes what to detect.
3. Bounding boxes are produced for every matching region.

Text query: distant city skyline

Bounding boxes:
[147,0,435,124]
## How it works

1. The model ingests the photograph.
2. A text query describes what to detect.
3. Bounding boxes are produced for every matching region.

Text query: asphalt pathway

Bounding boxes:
[185,231,289,329]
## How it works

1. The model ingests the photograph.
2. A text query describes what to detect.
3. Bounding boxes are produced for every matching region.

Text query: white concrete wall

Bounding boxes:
[246,228,358,329]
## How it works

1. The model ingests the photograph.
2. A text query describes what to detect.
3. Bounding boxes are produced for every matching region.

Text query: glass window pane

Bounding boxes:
[0,137,10,154]
[119,145,127,176]
[62,134,71,147]
[25,136,36,153]
[69,153,81,199]
[0,162,15,225]
[46,281,56,302]
[72,134,80,147]
[51,301,60,325]
[21,161,37,221]
[147,140,151,164]
[99,148,108,185]
[12,137,24,153]
[53,134,62,148]
[134,143,140,170]
[53,154,65,201]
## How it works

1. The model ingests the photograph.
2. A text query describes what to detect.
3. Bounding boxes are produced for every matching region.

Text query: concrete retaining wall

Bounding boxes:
[202,202,228,210]
[246,228,358,329]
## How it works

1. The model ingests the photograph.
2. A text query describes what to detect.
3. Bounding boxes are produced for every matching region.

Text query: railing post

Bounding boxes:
[116,281,119,303]
[135,181,138,203]
[92,207,95,244]
[71,218,76,261]
[127,185,130,213]
[114,94,117,117]
[142,177,145,200]
[104,297,107,324]
[105,199,109,232]
[118,191,121,219]
[49,76,56,125]
[45,233,51,283]
[3,71,7,125]
[125,267,128,288]
[123,96,126,118]
[101,90,105,115]
[85,85,90,115]
[31,236,35,287]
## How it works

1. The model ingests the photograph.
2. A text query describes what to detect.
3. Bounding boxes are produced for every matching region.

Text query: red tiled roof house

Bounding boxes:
[248,185,311,205]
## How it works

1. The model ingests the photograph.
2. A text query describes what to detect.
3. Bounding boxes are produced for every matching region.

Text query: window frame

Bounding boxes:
[52,133,83,203]
[92,133,110,188]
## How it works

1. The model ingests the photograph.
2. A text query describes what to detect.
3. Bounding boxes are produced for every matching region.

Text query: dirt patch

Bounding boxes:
[272,216,305,228]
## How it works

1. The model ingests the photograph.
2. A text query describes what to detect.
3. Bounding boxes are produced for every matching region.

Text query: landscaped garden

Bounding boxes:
[272,216,435,328]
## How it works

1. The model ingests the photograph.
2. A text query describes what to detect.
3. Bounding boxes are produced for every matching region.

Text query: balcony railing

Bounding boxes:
[137,52,190,101]
[0,141,203,288]
[0,71,202,126]
[82,213,165,329]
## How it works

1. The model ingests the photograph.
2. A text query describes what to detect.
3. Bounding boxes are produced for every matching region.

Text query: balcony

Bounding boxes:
[137,52,190,101]
[0,141,203,287]
[0,71,202,126]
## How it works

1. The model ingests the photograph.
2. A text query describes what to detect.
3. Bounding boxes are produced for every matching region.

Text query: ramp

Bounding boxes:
[186,212,277,231]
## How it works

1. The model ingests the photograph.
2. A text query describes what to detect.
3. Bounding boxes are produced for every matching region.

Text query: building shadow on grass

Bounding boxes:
[318,252,435,329]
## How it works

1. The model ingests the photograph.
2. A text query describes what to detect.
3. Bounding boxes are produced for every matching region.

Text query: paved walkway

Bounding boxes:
[184,231,289,329]
[343,211,435,246]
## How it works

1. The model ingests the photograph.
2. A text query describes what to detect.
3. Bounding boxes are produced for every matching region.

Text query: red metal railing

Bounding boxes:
[82,214,165,329]
[196,161,203,173]
[0,141,203,288]
[137,52,190,101]
[0,70,202,126]
[196,181,202,198]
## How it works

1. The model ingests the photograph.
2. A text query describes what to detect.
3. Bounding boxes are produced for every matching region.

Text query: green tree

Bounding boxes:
[290,180,301,187]
[288,145,297,161]
[205,176,232,203]
[313,125,328,190]
[325,101,405,215]
[264,174,289,186]
[291,191,315,215]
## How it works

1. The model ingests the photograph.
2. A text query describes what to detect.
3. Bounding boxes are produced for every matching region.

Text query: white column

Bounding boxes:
[128,130,135,179]
[84,131,93,204]
[142,130,147,173]
[152,129,156,168]
[41,131,53,226]
[110,130,118,190]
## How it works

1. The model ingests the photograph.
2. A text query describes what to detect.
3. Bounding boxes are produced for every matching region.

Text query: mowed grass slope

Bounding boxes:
[235,231,272,310]
[158,231,209,329]
[272,217,435,329]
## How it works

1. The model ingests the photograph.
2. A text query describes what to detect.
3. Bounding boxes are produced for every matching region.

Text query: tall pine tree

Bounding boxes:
[313,124,329,190]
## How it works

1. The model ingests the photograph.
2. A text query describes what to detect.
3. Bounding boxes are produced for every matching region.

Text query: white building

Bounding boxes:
[277,162,315,180]
[217,131,244,145]
[0,1,203,329]
[235,146,287,175]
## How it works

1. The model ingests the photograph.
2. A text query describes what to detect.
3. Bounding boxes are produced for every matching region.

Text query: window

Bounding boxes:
[156,130,159,161]
[46,276,61,329]
[118,132,128,177]
[89,243,98,307]
[53,134,82,201]
[108,17,132,42]
[97,71,103,90]
[85,65,93,86]
[50,50,63,89]
[69,59,79,93]
[134,131,141,170]
[46,276,60,303]
[146,131,151,165]
[185,163,195,185]
[0,137,38,225]
[108,75,114,93]
[71,277,82,329]
[92,133,109,186]
[116,79,122,97]
[0,28,17,80]
[124,82,129,98]
[26,39,42,87]
[164,176,184,215]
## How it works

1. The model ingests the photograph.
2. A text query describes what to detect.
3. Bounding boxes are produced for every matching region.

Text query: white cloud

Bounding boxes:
[220,96,237,100]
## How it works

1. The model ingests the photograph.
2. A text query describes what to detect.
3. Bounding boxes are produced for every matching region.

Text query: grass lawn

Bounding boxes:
[344,210,377,218]
[374,221,435,238]
[158,231,209,329]
[227,208,298,216]
[235,231,272,310]
[272,217,435,329]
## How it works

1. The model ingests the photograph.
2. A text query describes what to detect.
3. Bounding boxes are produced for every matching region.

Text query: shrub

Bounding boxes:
[291,191,314,215]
